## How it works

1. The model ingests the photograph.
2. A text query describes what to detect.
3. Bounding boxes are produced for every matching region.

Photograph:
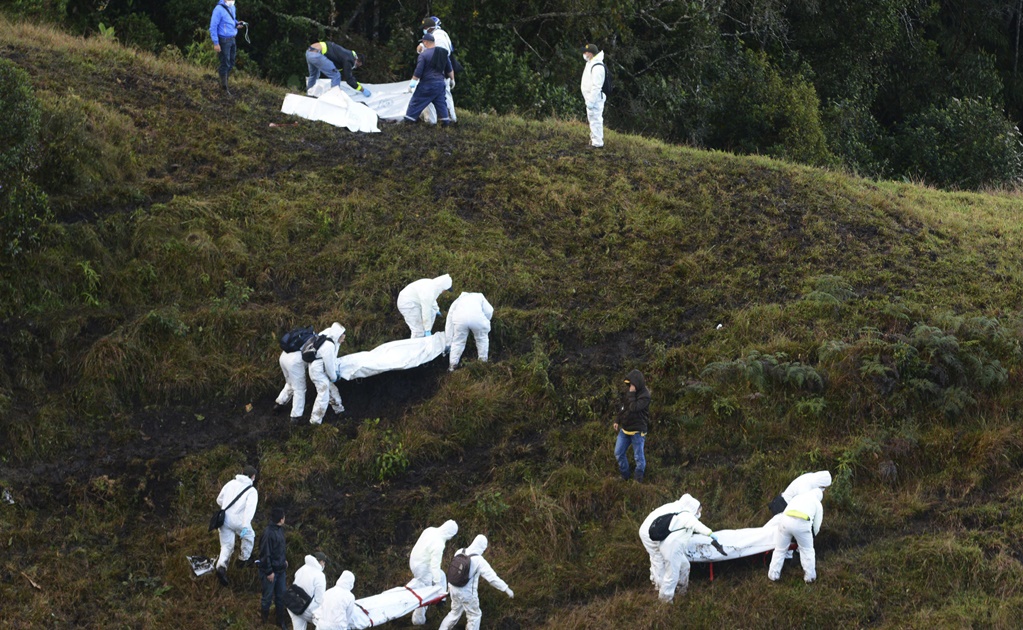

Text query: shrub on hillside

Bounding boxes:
[0,59,50,260]
[35,91,141,215]
[895,97,1023,190]
[823,98,890,178]
[114,13,165,53]
[708,48,835,167]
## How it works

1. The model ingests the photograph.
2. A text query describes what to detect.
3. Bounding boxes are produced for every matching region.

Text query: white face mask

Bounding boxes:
[226,0,235,6]
[583,54,590,61]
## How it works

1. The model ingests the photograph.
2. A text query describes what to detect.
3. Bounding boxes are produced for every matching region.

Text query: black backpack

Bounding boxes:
[300,334,330,363]
[593,62,613,97]
[280,325,315,353]
[446,552,478,587]
[283,583,313,614]
[647,511,681,542]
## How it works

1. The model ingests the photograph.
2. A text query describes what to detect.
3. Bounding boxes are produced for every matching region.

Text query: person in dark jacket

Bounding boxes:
[613,369,650,481]
[403,34,454,125]
[305,41,371,97]
[259,507,289,628]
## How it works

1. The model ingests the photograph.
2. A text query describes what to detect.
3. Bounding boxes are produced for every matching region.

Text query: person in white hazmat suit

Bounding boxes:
[290,551,328,630]
[313,570,356,630]
[580,44,606,148]
[214,465,259,586]
[444,292,494,371]
[309,323,346,425]
[397,274,452,338]
[768,488,824,583]
[275,347,309,423]
[438,535,514,630]
[782,470,832,504]
[408,519,458,625]
[639,494,718,603]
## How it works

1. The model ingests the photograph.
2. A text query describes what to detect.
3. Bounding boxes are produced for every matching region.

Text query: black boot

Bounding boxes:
[220,73,233,97]
[261,608,269,624]
[216,565,229,586]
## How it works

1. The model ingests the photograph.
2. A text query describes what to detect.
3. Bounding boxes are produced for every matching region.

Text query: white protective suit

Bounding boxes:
[638,494,713,603]
[408,519,458,625]
[314,570,356,630]
[438,535,513,630]
[289,554,328,630]
[580,51,606,148]
[309,323,346,425]
[444,292,494,371]
[397,274,452,338]
[782,470,832,504]
[769,488,823,583]
[215,473,258,569]
[275,350,308,420]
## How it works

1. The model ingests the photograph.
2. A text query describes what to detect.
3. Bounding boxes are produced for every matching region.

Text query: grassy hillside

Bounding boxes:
[2,17,1023,629]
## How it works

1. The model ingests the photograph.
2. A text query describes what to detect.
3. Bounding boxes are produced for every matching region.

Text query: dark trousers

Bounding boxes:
[404,80,450,123]
[261,571,287,623]
[218,36,237,85]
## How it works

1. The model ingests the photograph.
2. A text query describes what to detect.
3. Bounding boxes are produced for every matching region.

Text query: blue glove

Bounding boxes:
[241,527,252,538]
[424,330,432,336]
[360,86,372,98]
[407,79,419,93]
[709,533,719,542]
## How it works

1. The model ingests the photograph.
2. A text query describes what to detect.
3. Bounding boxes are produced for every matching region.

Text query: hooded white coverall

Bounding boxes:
[444,292,494,370]
[782,470,832,503]
[580,51,606,148]
[309,323,346,425]
[438,535,514,630]
[408,519,458,625]
[275,350,308,420]
[638,494,713,603]
[313,570,356,630]
[215,473,258,570]
[397,274,452,338]
[769,488,823,583]
[289,554,328,630]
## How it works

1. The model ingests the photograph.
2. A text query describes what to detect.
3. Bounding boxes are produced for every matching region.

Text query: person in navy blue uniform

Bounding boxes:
[403,34,454,125]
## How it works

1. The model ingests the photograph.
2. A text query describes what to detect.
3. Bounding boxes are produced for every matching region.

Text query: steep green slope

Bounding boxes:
[2,18,1023,629]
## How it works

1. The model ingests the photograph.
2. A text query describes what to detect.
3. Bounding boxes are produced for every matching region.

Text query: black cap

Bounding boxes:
[243,465,257,479]
[421,16,439,29]
[313,551,328,565]
[583,44,599,55]
[421,33,435,42]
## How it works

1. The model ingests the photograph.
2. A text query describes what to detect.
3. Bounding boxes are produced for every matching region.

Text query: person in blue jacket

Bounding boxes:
[209,0,244,96]
[403,34,454,125]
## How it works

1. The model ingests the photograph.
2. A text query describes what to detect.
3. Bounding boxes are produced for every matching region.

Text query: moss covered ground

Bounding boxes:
[2,17,1023,629]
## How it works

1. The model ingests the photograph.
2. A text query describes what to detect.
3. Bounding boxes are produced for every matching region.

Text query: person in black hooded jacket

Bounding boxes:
[613,369,650,481]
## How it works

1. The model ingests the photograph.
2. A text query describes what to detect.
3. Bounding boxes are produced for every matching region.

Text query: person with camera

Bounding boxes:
[209,0,247,96]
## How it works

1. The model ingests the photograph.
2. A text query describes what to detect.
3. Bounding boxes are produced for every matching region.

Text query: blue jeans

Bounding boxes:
[615,430,646,479]
[218,37,236,81]
[306,49,341,90]
[261,571,287,620]
[404,80,450,123]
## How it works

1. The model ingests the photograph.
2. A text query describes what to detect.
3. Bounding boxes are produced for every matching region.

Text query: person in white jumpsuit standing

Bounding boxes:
[444,292,494,371]
[397,274,452,338]
[580,44,606,148]
[638,493,717,603]
[290,552,328,630]
[313,570,356,630]
[214,465,259,586]
[768,488,824,583]
[408,519,458,625]
[309,323,346,425]
[438,535,514,630]
[275,346,309,422]
[782,470,832,504]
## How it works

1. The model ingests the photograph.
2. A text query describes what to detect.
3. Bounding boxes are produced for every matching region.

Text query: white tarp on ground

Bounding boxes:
[308,79,457,124]
[687,514,787,562]
[336,333,448,381]
[281,86,381,133]
[350,580,448,629]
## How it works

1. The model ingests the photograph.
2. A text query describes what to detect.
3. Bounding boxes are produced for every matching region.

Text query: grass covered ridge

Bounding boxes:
[2,17,1023,629]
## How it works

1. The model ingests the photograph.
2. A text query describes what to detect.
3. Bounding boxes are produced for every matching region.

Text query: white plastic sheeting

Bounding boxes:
[308,79,457,124]
[686,514,787,562]
[336,333,448,380]
[351,581,448,629]
[281,86,381,133]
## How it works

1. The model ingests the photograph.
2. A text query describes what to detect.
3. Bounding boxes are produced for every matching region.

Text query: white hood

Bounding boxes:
[465,534,488,555]
[336,570,355,590]
[304,554,323,570]
[678,493,701,514]
[439,519,459,540]
[431,274,453,298]
[322,322,346,344]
